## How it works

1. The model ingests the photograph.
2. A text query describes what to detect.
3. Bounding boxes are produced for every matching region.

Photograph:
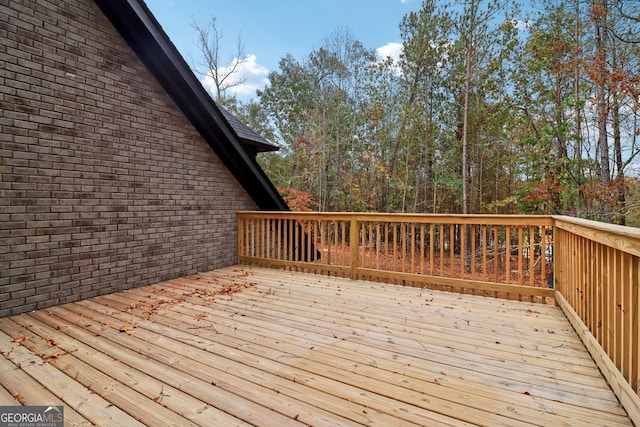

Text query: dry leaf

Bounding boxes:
[42,350,66,363]
[12,336,29,343]
[119,323,136,332]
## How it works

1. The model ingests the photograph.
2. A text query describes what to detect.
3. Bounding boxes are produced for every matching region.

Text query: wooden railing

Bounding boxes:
[238,211,640,422]
[553,215,640,421]
[238,212,555,302]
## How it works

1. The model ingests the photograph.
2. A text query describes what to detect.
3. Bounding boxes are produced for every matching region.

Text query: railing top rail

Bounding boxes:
[553,215,640,258]
[239,211,555,226]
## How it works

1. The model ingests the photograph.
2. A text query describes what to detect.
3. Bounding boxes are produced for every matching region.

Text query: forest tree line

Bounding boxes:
[205,0,640,224]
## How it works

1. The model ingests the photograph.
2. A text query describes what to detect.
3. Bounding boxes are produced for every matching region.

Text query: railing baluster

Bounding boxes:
[518,226,524,286]
[401,222,407,275]
[410,222,416,273]
[506,226,511,284]
[624,254,632,387]
[493,225,499,283]
[460,223,466,279]
[541,225,547,288]
[362,221,367,276]
[420,223,425,276]
[376,221,381,271]
[632,257,639,394]
[471,224,476,280]
[429,223,434,276]
[529,225,535,288]
[392,222,398,275]
[614,248,622,371]
[482,225,487,282]
[449,224,456,277]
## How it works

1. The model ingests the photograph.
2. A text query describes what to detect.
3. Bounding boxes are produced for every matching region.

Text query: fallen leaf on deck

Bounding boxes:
[12,336,29,343]
[42,350,67,363]
[119,324,136,332]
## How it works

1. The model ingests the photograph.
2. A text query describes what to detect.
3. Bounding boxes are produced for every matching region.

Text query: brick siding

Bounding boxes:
[0,0,258,316]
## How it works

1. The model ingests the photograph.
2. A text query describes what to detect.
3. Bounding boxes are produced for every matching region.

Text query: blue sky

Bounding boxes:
[145,0,422,99]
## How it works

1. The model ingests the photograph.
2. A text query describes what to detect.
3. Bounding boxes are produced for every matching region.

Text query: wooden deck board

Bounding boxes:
[0,265,633,426]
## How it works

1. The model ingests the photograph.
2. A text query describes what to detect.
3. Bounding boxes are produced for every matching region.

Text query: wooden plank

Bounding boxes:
[124,284,593,382]
[0,265,634,427]
[113,301,471,426]
[42,301,308,426]
[5,314,248,427]
[126,284,620,397]
[89,299,542,425]
[0,350,92,426]
[0,317,200,427]
[557,291,640,426]
[126,270,632,426]
[355,268,555,299]
[81,296,429,427]
[0,327,144,426]
[0,383,18,406]
[124,270,620,402]
[227,269,582,341]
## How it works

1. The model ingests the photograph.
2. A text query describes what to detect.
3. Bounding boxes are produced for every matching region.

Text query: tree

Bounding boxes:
[259,29,386,212]
[227,0,639,224]
[511,1,587,215]
[399,0,454,213]
[191,17,250,100]
[453,0,514,214]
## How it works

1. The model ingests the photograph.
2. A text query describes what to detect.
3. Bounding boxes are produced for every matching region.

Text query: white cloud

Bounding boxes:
[201,54,269,99]
[375,42,403,64]
[375,42,404,76]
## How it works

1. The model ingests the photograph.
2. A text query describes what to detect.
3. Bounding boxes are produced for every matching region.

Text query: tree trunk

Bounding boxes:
[612,99,626,225]
[462,41,473,215]
[593,0,612,221]
[423,95,433,213]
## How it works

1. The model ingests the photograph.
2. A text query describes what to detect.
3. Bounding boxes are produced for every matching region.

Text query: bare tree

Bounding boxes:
[191,17,249,100]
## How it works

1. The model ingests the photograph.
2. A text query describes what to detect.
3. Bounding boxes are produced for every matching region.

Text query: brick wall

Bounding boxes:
[0,0,258,317]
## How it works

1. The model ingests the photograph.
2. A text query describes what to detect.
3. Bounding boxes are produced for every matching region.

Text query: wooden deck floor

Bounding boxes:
[0,266,632,426]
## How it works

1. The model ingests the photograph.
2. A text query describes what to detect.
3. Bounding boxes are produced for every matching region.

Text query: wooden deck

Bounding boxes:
[0,266,633,426]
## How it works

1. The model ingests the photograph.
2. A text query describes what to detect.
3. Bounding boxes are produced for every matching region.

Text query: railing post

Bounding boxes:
[350,215,358,280]
[552,223,559,296]
[237,213,244,263]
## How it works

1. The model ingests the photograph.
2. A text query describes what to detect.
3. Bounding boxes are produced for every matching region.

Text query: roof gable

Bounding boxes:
[93,0,286,210]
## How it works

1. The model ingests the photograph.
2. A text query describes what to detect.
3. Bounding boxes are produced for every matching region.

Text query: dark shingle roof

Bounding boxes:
[218,105,279,153]
[93,0,286,210]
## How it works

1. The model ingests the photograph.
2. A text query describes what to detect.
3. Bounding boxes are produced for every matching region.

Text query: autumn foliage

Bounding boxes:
[279,187,318,212]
